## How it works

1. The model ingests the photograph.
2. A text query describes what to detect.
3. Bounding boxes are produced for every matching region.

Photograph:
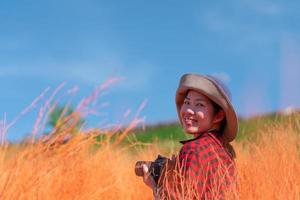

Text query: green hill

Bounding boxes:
[128,111,300,144]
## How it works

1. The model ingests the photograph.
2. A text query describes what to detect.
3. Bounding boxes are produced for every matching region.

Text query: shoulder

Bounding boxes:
[179,132,233,167]
[180,132,221,155]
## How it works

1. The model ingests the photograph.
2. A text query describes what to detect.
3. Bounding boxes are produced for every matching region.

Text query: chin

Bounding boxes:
[184,127,199,135]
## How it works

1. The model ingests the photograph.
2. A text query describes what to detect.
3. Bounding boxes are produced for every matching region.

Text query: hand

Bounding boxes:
[142,164,157,190]
[166,154,177,170]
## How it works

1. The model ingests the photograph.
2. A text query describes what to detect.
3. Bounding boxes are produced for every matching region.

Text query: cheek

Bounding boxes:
[196,111,204,120]
[179,105,187,116]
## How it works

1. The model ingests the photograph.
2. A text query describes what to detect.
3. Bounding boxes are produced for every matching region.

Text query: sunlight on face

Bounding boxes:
[179,90,216,136]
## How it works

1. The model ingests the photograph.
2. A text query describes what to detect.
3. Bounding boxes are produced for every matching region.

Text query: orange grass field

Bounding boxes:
[0,117,299,200]
[0,80,299,200]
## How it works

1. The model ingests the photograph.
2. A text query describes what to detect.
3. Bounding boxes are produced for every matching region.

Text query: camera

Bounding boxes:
[135,155,168,184]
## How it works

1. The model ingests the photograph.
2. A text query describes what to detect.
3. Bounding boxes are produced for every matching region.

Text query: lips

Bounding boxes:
[183,116,198,125]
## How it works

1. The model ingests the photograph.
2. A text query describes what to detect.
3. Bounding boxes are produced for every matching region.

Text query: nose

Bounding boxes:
[186,108,194,115]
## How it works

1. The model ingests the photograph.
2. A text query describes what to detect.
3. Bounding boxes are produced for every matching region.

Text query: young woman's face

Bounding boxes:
[180,90,217,135]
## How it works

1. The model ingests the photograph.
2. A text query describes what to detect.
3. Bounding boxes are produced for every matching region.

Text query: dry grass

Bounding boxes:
[0,80,299,199]
[0,120,299,200]
[0,132,155,200]
[236,122,300,200]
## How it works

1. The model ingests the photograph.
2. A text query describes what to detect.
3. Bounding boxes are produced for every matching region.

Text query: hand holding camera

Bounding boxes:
[135,154,177,190]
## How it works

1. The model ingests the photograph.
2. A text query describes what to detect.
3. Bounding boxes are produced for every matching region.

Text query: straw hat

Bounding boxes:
[175,73,238,142]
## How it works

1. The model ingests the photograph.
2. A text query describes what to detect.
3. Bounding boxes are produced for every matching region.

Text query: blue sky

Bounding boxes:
[1,0,300,141]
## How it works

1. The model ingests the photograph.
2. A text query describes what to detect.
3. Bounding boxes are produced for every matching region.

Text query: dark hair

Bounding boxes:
[210,100,222,115]
[209,99,225,131]
[210,100,236,158]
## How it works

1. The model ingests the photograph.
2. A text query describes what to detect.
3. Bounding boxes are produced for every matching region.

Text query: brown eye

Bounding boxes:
[184,100,190,105]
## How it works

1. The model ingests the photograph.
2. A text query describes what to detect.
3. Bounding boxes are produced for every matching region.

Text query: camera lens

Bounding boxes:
[135,161,151,176]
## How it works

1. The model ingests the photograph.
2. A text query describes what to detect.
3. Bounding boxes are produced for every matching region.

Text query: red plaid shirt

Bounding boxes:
[178,131,237,199]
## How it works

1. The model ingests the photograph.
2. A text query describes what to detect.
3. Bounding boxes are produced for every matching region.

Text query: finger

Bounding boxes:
[142,164,149,174]
[171,154,176,161]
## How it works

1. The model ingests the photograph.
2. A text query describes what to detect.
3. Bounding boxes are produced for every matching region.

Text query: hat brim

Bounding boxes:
[176,74,238,142]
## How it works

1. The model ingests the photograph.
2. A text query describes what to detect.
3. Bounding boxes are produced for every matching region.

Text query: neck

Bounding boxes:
[193,124,222,138]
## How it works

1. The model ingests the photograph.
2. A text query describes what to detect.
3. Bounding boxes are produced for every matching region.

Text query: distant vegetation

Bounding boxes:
[127,111,300,145]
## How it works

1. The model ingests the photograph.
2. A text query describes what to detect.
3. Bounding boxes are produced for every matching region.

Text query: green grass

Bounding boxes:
[127,123,191,142]
[237,112,300,141]
[129,112,300,144]
[93,112,300,153]
[91,112,300,158]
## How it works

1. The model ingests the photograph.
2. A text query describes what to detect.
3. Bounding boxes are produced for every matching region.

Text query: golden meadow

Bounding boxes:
[0,81,299,200]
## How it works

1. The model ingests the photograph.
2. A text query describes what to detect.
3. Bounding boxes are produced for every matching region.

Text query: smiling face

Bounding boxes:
[179,90,224,136]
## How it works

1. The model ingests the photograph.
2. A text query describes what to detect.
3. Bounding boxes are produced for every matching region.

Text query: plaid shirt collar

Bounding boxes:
[179,129,221,145]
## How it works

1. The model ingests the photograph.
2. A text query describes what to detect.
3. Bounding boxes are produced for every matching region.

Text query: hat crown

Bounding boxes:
[206,75,232,102]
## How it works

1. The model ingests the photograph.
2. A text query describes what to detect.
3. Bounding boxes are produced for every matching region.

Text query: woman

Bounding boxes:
[142,73,239,199]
